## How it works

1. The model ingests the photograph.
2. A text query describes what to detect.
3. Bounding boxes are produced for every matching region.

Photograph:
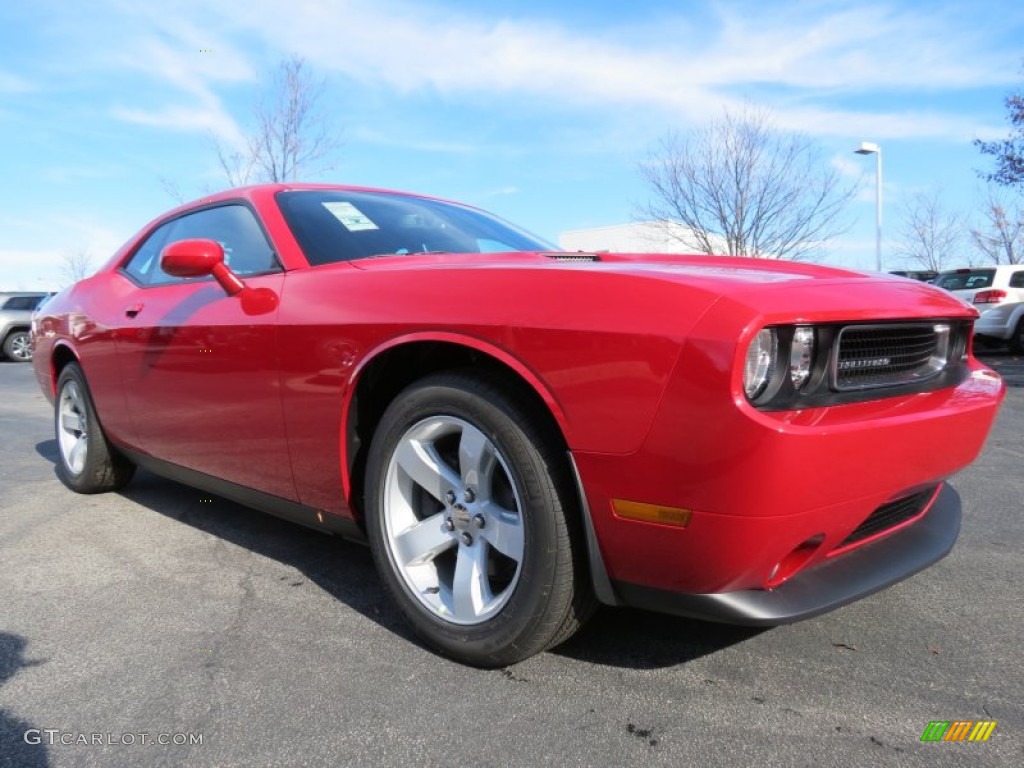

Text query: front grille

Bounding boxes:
[835,486,937,550]
[833,323,948,390]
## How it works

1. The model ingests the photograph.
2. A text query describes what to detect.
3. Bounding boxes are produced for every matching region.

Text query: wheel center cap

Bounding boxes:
[451,503,472,530]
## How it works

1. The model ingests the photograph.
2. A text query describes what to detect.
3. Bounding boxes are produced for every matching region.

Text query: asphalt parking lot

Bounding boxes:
[1,353,1022,767]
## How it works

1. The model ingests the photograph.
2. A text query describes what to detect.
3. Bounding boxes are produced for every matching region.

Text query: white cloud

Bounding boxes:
[111,102,244,145]
[190,0,1019,140]
[349,126,480,155]
[84,8,256,145]
[831,153,880,204]
[0,212,132,291]
[0,249,66,291]
[832,154,867,181]
[42,164,127,185]
[772,105,999,142]
[0,71,33,93]
[481,186,520,198]
[705,4,1016,91]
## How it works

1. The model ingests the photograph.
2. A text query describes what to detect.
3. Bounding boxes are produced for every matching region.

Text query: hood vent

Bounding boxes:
[544,252,601,263]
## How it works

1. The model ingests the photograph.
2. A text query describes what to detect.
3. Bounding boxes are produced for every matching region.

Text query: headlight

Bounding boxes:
[789,326,815,390]
[744,328,777,399]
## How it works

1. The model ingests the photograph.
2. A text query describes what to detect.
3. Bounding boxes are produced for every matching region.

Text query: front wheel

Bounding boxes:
[364,372,593,667]
[55,363,135,493]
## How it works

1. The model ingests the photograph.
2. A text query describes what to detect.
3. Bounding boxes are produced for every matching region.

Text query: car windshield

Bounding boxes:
[276,190,555,266]
[934,269,995,291]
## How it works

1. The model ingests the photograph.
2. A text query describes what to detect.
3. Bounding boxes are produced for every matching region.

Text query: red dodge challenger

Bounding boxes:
[32,184,1004,666]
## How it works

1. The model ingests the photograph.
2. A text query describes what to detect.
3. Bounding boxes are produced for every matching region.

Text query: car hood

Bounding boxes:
[342,250,978,326]
[348,250,857,284]
[353,249,961,295]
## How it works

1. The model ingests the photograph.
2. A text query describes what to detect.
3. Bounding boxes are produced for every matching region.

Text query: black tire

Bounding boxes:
[1009,318,1024,355]
[2,330,32,362]
[364,372,594,667]
[54,363,135,493]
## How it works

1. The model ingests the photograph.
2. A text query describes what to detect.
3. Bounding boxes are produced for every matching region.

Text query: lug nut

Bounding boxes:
[461,533,473,546]
[473,514,485,529]
[443,517,454,531]
[464,488,476,503]
[444,490,456,505]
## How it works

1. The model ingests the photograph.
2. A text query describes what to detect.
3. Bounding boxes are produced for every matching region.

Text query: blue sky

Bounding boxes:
[1,0,1022,289]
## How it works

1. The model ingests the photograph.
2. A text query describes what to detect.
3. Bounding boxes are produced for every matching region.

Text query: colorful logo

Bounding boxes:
[921,721,997,742]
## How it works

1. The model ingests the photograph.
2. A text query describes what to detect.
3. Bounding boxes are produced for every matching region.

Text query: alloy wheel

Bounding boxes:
[382,416,525,625]
[8,332,31,361]
[58,380,89,475]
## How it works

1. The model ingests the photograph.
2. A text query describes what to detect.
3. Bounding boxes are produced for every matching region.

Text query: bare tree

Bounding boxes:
[60,248,95,286]
[894,190,966,271]
[971,187,1024,264]
[637,104,855,260]
[159,176,187,204]
[974,76,1024,187]
[216,56,340,186]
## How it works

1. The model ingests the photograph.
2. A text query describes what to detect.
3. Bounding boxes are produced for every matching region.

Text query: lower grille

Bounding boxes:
[833,323,949,390]
[835,485,938,551]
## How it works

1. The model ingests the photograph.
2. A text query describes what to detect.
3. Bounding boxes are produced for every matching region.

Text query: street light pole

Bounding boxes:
[854,141,882,272]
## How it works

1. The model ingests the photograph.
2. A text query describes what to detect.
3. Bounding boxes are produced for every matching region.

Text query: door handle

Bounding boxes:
[125,304,144,318]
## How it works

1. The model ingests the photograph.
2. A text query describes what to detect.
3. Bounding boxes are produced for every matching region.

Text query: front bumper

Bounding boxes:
[612,483,961,625]
[975,309,1016,340]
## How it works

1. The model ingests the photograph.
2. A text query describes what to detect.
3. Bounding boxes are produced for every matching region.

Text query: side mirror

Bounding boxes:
[159,239,245,296]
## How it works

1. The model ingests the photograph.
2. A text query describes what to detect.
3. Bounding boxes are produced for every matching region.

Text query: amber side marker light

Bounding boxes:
[612,500,692,527]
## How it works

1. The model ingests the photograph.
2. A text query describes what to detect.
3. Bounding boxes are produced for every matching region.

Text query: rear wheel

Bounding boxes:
[364,372,594,667]
[55,363,135,493]
[1009,318,1024,355]
[3,330,32,362]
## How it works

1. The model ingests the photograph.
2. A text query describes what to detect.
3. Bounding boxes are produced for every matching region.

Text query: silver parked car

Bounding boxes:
[0,292,53,362]
[975,299,1024,353]
[934,266,1024,353]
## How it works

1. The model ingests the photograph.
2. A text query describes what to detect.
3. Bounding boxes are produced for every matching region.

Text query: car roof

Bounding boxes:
[938,265,1022,273]
[162,183,463,219]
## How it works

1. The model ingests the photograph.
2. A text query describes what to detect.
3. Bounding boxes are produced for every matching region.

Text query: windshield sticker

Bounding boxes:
[323,201,379,231]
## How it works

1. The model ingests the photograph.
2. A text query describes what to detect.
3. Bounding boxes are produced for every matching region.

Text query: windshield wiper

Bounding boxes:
[366,249,451,259]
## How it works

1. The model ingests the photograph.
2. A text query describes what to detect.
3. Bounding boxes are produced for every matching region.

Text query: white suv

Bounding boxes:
[934,266,1024,353]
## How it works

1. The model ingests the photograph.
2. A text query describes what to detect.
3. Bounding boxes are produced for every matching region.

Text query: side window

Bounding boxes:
[123,221,174,285]
[3,296,41,310]
[166,205,278,279]
[1009,271,1024,288]
[122,205,278,286]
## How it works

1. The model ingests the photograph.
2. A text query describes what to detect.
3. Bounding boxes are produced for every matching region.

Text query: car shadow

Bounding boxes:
[34,442,765,669]
[0,632,50,767]
[114,469,419,647]
[552,608,764,669]
[35,439,58,463]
